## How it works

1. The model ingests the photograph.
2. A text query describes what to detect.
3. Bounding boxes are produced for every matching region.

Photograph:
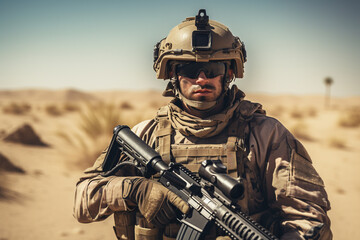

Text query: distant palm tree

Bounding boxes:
[324,77,333,108]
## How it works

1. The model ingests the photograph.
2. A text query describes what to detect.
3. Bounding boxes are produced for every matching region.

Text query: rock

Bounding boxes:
[72,227,85,235]
[3,123,49,146]
[59,231,69,237]
[0,152,25,173]
[33,169,44,176]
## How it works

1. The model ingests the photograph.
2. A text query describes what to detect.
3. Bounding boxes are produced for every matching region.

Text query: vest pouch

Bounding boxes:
[163,223,180,240]
[113,211,136,240]
[162,222,218,239]
[171,143,228,172]
[134,225,159,240]
[134,212,160,240]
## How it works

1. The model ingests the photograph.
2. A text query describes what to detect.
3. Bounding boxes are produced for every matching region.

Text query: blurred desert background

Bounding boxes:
[1,1,360,239]
[0,88,359,240]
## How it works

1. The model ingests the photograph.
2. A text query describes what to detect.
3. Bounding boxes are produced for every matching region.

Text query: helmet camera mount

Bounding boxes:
[192,9,212,51]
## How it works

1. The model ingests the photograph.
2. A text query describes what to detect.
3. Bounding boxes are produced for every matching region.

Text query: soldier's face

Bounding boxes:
[178,71,223,102]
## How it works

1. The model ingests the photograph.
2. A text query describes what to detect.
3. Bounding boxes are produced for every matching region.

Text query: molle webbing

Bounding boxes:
[156,106,173,163]
[170,144,227,173]
[155,106,248,178]
[134,226,159,240]
[113,211,136,240]
[226,115,247,177]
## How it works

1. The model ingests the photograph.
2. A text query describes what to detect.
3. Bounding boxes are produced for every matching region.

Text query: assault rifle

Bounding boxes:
[102,125,278,240]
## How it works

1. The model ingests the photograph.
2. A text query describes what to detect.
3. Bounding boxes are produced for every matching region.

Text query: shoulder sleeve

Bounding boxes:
[132,119,158,146]
[249,115,332,239]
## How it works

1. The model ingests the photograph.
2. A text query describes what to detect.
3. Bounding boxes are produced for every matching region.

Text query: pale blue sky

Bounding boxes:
[0,0,359,96]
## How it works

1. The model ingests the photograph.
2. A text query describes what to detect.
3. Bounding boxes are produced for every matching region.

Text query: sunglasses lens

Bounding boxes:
[176,62,226,79]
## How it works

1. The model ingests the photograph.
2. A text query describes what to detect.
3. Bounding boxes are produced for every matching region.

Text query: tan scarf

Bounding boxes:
[167,85,246,138]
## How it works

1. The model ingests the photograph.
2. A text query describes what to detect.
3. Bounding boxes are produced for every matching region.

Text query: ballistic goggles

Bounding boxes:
[175,62,227,79]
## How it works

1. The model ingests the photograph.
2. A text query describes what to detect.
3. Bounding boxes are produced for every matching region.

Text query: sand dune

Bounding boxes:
[0,89,359,240]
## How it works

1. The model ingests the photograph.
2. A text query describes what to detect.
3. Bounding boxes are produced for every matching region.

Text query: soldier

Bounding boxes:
[73,9,332,240]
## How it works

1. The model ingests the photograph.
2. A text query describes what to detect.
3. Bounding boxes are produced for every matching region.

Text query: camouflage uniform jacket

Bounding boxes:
[73,98,332,240]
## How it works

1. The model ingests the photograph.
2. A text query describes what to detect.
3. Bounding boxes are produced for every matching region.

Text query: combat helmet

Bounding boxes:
[153,9,247,80]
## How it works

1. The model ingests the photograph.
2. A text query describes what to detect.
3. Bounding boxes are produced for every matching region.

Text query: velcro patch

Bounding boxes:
[291,150,324,187]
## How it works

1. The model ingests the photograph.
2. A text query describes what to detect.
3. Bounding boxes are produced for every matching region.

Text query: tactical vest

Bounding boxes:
[113,105,268,240]
[155,106,246,177]
[154,105,266,214]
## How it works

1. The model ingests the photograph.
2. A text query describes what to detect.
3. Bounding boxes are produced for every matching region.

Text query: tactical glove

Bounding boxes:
[123,177,189,226]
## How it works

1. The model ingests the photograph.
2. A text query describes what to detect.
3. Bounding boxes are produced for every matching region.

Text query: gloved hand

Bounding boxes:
[123,177,189,226]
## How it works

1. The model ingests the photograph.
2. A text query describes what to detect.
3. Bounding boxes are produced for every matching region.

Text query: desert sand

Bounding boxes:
[0,89,359,240]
